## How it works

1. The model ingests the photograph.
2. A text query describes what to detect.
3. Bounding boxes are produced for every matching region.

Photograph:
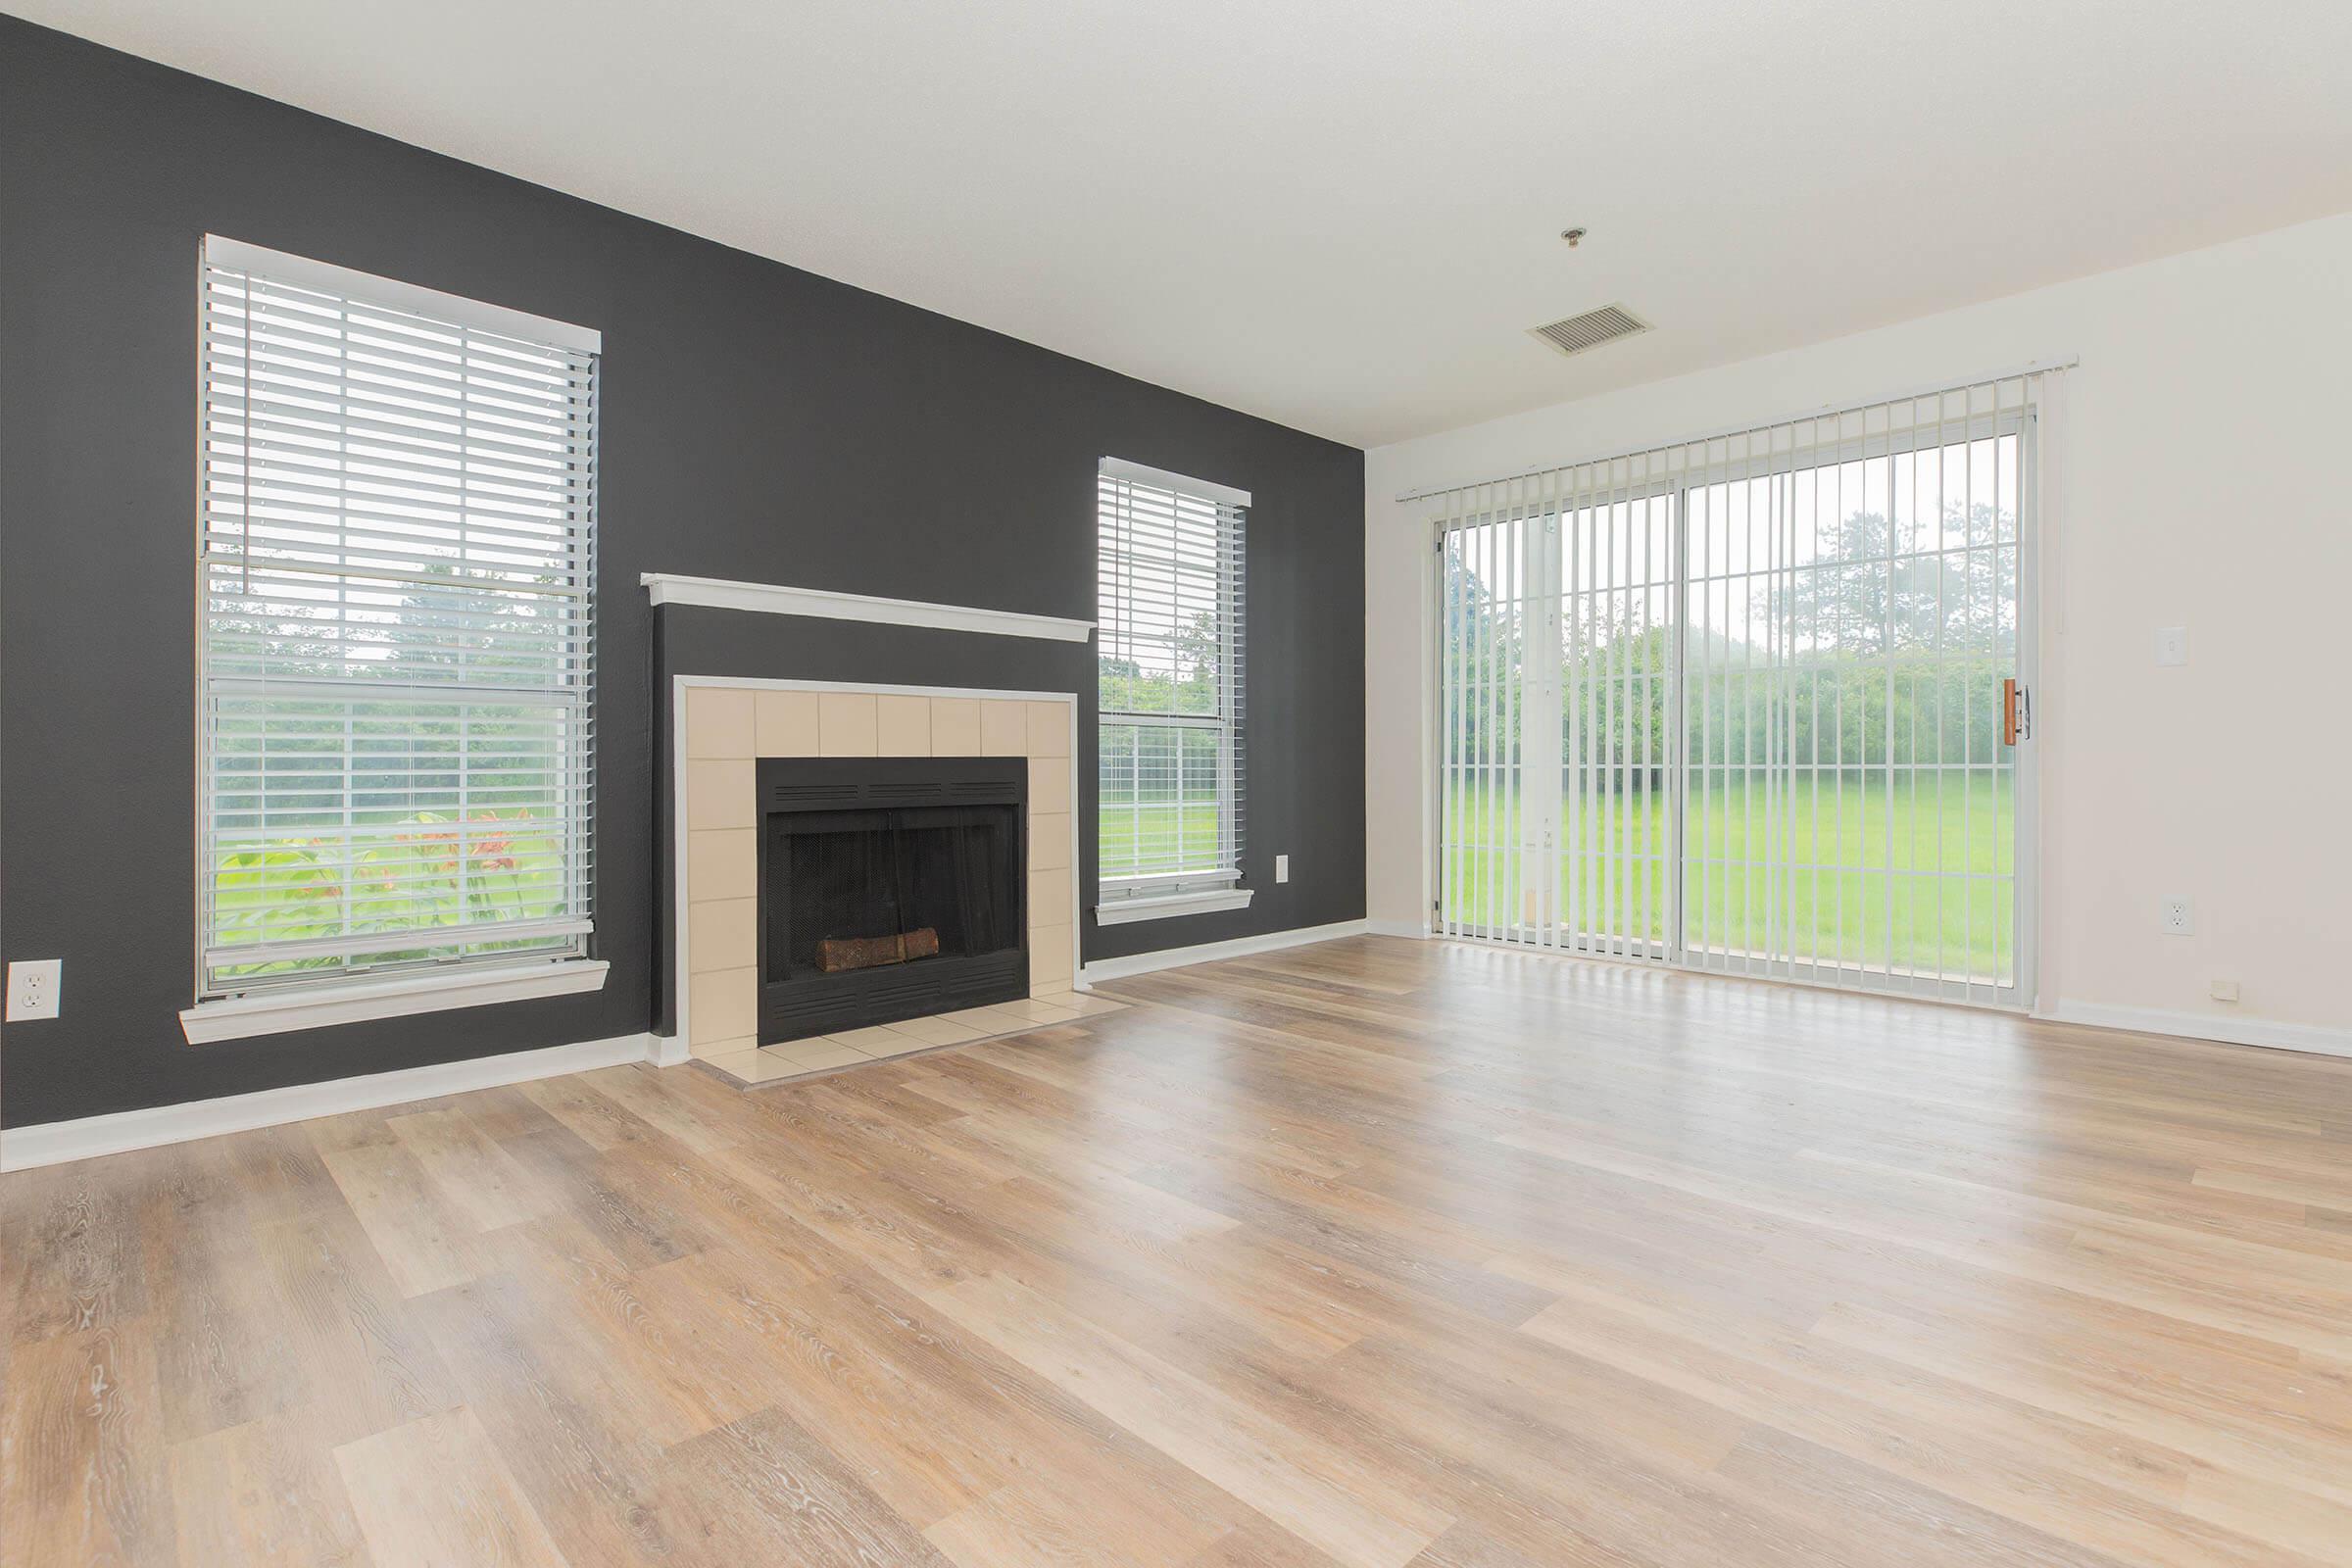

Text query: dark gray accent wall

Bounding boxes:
[0,17,1365,1129]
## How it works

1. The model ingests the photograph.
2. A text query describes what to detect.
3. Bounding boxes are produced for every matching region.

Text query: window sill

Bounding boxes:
[1093,887,1254,926]
[179,958,610,1045]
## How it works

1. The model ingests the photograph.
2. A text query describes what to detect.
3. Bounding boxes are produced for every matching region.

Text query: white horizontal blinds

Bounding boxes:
[1097,461,1246,895]
[198,240,599,995]
[1430,369,2041,1001]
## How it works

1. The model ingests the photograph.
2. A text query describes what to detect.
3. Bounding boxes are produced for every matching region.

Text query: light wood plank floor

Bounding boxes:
[8,936,2352,1567]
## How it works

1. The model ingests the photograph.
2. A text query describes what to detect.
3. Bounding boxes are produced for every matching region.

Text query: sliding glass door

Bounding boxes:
[1435,378,2039,1005]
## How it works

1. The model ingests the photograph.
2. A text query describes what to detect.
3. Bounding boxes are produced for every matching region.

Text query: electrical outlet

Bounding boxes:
[1274,855,1290,884]
[2160,897,2194,936]
[6,959,63,1021]
[2210,978,2240,1004]
[2155,626,2188,666]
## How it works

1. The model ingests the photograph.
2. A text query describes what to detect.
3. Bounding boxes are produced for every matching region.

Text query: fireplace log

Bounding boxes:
[815,928,942,973]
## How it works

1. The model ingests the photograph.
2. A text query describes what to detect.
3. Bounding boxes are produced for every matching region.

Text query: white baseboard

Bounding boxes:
[0,1031,661,1171]
[647,1033,692,1067]
[2038,1002,2352,1061]
[1080,918,1372,984]
[1364,919,1430,939]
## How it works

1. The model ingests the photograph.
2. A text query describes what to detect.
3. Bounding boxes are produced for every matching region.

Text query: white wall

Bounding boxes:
[1365,210,2352,1044]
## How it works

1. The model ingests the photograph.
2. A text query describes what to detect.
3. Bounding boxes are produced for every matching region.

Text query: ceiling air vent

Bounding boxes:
[1529,304,1650,359]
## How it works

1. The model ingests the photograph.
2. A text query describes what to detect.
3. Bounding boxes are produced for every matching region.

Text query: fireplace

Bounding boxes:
[757,757,1028,1042]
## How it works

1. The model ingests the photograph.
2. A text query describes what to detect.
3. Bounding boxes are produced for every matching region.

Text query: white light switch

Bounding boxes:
[2155,626,2188,666]
[1274,855,1290,884]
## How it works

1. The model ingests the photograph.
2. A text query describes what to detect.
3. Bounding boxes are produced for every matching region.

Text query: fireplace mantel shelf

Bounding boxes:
[642,573,1095,644]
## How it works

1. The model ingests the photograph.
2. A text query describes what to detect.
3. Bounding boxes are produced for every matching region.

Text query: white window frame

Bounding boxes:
[180,238,607,1043]
[1095,457,1251,924]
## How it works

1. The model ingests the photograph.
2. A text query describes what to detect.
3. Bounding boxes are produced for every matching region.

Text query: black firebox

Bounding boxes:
[757,757,1028,1043]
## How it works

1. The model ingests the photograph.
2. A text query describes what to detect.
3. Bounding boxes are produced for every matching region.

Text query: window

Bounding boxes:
[192,238,601,1023]
[1430,368,2052,1006]
[1095,458,1250,923]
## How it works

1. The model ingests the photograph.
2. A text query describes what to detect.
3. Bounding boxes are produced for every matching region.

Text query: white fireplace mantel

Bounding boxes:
[642,572,1095,644]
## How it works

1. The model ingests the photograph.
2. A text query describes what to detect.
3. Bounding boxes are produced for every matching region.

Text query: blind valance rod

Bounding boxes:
[1391,355,2078,505]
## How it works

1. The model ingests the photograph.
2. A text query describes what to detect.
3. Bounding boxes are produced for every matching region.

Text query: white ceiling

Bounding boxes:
[19,0,2352,447]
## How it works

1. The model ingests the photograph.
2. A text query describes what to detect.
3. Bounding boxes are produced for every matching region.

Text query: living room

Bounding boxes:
[3,6,2348,1565]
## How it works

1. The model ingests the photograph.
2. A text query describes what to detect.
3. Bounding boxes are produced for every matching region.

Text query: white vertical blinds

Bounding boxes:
[197,238,600,996]
[1097,459,1248,896]
[1433,369,2053,1004]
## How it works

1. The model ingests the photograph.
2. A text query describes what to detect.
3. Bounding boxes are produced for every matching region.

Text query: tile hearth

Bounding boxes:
[698,992,1127,1086]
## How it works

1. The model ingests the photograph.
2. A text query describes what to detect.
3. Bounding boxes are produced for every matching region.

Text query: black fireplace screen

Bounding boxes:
[767,806,1019,979]
[755,757,1028,1042]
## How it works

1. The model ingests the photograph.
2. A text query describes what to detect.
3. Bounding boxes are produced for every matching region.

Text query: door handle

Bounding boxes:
[2003,679,2032,745]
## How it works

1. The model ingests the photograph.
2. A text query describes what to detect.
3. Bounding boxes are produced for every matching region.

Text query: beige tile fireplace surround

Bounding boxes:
[672,678,1086,1085]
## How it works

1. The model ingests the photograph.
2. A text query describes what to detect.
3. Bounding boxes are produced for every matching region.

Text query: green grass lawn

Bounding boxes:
[1099,772,2013,981]
[1442,769,2015,981]
[1098,799,1222,878]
